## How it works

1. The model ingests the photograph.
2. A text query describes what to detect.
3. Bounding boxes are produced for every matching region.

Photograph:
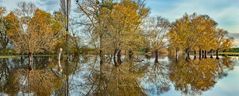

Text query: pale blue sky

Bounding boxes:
[0,0,239,33]
[146,0,239,46]
[0,0,238,33]
[146,0,239,33]
[1,0,238,46]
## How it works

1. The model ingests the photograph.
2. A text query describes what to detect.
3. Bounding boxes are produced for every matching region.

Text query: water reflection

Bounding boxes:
[169,57,234,96]
[0,57,64,96]
[141,57,171,95]
[72,56,148,96]
[0,56,237,96]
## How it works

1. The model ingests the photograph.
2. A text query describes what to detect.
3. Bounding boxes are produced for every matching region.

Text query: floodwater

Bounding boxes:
[0,55,239,96]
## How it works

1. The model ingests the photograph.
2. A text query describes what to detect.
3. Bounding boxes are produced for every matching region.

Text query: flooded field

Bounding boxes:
[0,56,238,96]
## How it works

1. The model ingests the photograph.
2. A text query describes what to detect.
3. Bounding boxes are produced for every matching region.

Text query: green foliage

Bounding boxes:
[225,48,239,52]
[0,49,16,55]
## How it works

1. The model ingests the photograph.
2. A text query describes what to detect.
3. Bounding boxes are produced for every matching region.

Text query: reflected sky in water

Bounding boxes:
[0,56,238,96]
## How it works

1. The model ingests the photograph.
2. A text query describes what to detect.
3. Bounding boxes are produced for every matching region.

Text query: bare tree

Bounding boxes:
[60,0,71,56]
[143,16,170,63]
[14,2,36,17]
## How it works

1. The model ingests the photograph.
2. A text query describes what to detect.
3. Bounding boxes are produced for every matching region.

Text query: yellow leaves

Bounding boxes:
[4,12,20,39]
[4,8,64,53]
[112,3,140,26]
[29,69,63,96]
[168,13,231,51]
[222,39,233,49]
[169,59,220,92]
[29,9,52,34]
[96,0,149,52]
[110,0,143,30]
[51,19,64,35]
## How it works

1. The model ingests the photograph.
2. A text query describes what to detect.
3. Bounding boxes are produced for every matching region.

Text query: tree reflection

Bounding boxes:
[79,61,147,96]
[0,69,64,96]
[0,57,69,96]
[28,69,64,96]
[54,55,81,96]
[141,60,170,95]
[169,58,234,95]
[0,56,236,96]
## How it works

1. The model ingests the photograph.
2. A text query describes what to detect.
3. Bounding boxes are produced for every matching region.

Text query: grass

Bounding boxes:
[219,52,239,55]
[219,52,239,56]
[0,54,57,59]
[0,55,19,58]
[0,52,239,59]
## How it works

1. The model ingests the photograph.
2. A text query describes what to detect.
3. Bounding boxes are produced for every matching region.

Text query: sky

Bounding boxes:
[145,0,239,46]
[0,0,239,45]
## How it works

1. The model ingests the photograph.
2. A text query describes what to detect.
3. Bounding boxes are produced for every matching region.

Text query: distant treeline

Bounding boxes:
[225,48,239,52]
[0,47,149,55]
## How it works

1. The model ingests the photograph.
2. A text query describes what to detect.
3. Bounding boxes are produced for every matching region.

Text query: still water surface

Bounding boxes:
[0,56,239,96]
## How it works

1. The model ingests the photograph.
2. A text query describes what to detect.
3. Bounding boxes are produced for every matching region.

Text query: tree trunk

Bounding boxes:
[58,48,63,72]
[100,49,104,65]
[28,52,33,70]
[204,50,207,58]
[199,49,202,60]
[154,49,159,63]
[187,50,190,60]
[117,49,122,65]
[128,50,133,60]
[176,48,179,60]
[145,47,151,59]
[99,34,104,65]
[210,49,213,58]
[216,49,219,59]
[194,51,197,59]
[20,56,24,65]
[185,48,190,60]
[114,49,118,66]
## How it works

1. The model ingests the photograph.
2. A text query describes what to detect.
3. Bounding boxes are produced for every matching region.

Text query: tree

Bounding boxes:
[76,0,149,64]
[168,14,192,59]
[5,9,64,69]
[76,0,110,64]
[168,13,232,59]
[143,16,170,63]
[80,61,147,95]
[60,0,71,32]
[90,0,149,64]
[169,58,233,95]
[4,12,20,48]
[0,7,9,49]
[214,29,233,59]
[14,2,36,17]
[60,0,72,55]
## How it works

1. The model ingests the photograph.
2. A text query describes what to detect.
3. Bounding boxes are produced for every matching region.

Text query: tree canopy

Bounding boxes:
[168,13,233,52]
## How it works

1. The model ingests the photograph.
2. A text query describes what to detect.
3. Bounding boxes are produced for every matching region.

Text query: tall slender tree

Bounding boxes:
[60,0,71,55]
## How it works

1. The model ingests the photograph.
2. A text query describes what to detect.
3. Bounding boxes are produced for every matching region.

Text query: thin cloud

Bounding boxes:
[36,0,59,12]
[0,0,59,12]
[147,0,239,33]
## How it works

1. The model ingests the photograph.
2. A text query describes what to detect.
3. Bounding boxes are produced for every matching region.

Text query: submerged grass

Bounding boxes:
[0,55,19,58]
[0,55,57,58]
